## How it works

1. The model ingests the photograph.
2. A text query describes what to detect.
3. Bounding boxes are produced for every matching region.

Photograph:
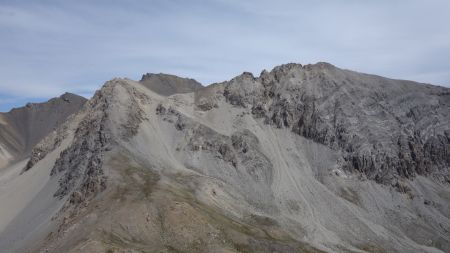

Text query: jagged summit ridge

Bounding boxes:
[223,63,450,187]
[230,62,336,82]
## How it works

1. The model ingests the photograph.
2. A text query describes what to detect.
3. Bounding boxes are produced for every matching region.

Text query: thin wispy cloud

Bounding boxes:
[1,0,449,111]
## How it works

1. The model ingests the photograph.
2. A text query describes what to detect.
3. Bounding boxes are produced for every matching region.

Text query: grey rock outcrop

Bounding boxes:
[157,104,275,209]
[223,63,450,187]
[50,79,149,202]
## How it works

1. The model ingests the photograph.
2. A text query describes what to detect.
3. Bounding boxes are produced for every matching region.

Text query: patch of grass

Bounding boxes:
[357,243,387,253]
[438,189,450,200]
[232,238,326,253]
[165,245,187,253]
[248,214,278,226]
[233,243,252,253]
[296,244,328,253]
[101,230,156,253]
[109,153,160,201]
[164,176,326,253]
[340,187,361,206]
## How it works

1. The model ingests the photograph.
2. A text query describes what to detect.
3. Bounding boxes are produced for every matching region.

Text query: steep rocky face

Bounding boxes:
[0,93,87,168]
[49,80,150,203]
[223,63,450,187]
[140,73,203,96]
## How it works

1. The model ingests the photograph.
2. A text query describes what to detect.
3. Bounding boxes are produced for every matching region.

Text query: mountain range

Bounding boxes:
[0,63,449,253]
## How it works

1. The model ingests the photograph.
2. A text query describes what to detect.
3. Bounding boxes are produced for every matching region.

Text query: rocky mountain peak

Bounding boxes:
[0,93,87,168]
[59,92,83,102]
[47,78,151,200]
[139,72,203,96]
[270,62,303,74]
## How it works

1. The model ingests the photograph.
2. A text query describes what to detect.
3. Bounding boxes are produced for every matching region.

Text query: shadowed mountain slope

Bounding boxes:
[139,73,203,96]
[0,93,87,168]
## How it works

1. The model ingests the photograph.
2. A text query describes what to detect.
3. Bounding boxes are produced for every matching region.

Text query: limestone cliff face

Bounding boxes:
[223,63,450,187]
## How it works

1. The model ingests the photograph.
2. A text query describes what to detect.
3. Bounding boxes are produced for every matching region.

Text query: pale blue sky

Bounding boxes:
[1,0,450,111]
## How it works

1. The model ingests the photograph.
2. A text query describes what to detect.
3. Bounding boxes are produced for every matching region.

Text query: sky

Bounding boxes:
[1,0,450,112]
